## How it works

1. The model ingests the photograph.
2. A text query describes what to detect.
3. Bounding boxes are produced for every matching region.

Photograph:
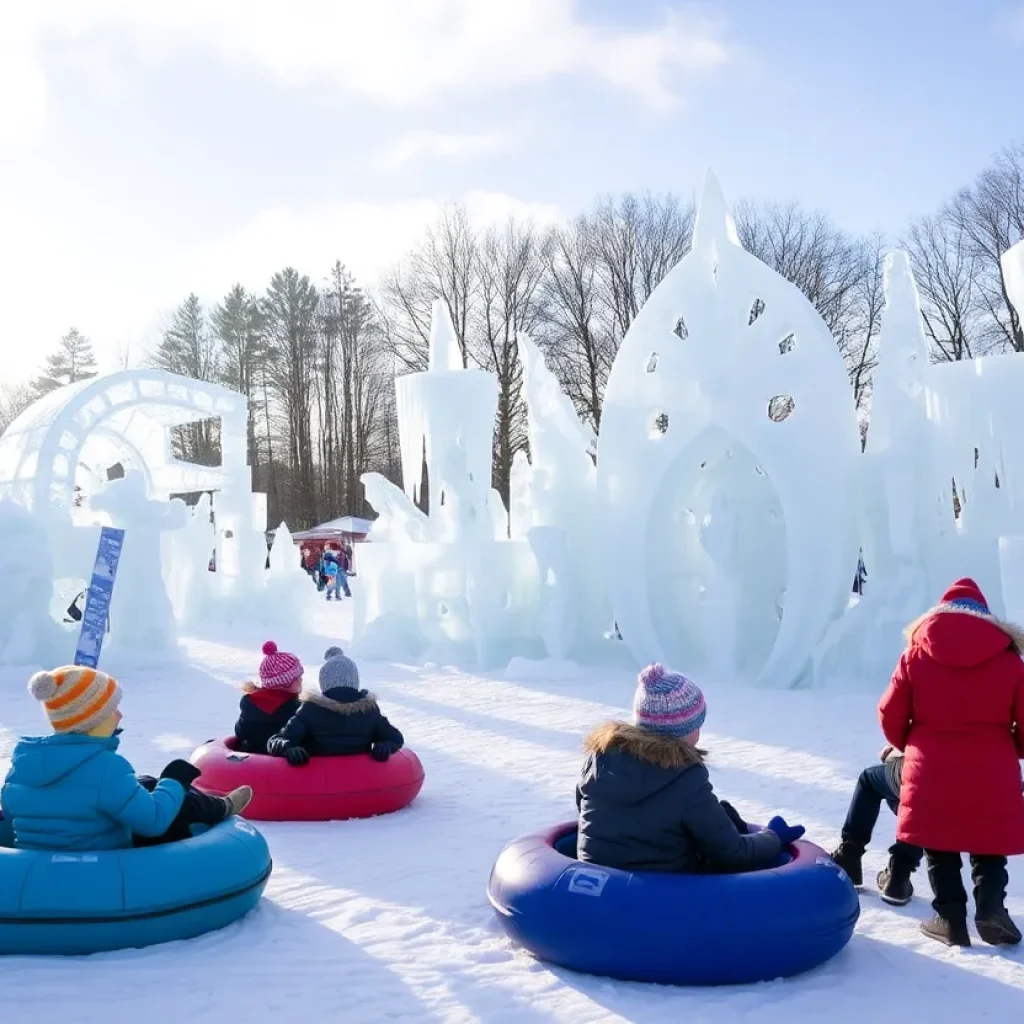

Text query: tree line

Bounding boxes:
[2,141,1021,530]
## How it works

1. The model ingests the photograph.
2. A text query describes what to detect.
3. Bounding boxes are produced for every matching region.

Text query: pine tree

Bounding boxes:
[211,284,266,484]
[33,328,97,396]
[152,294,220,464]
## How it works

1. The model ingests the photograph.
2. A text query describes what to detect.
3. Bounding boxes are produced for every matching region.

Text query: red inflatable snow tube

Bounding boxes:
[189,738,424,822]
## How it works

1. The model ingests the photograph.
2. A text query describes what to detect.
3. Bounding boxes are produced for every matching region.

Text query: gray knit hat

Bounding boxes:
[319,646,361,692]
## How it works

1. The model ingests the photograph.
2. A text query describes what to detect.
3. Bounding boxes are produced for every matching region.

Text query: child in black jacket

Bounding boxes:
[233,641,303,754]
[267,647,404,766]
[577,664,804,874]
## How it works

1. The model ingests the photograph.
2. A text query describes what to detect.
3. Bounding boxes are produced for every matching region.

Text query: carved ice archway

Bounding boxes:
[597,171,861,688]
[0,370,249,518]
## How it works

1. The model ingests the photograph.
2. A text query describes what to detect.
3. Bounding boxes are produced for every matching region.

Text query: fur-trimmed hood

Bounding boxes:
[584,721,705,769]
[905,604,1024,667]
[299,687,380,716]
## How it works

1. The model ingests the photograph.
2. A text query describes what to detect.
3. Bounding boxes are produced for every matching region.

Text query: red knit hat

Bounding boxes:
[938,578,990,614]
[258,640,303,691]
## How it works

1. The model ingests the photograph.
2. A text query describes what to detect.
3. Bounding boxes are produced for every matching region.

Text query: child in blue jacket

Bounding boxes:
[1,666,251,851]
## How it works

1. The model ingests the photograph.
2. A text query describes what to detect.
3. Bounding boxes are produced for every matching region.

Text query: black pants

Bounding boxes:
[841,764,923,868]
[132,776,229,847]
[926,850,1009,920]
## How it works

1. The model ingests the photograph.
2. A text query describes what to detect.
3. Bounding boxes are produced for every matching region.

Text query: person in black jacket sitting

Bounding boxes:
[233,641,304,754]
[267,647,404,766]
[577,663,804,874]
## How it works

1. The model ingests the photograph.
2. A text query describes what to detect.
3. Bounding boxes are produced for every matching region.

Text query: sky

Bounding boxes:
[1,0,1023,386]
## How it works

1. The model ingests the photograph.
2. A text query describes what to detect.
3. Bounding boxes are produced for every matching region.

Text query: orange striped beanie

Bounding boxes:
[28,667,122,734]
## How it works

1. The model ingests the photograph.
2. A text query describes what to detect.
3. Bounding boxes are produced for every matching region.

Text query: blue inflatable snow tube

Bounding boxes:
[0,817,272,956]
[487,822,859,986]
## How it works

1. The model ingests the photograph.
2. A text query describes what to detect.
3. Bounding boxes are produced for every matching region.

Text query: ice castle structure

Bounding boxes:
[0,370,306,667]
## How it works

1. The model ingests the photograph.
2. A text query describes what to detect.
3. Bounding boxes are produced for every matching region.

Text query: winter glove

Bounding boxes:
[719,800,749,834]
[159,759,202,790]
[880,744,897,762]
[285,745,310,767]
[266,736,290,758]
[370,741,399,763]
[766,815,806,846]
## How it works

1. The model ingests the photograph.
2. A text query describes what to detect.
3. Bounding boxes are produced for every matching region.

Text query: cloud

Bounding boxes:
[377,129,513,170]
[183,191,563,298]
[3,1,733,146]
[0,190,563,384]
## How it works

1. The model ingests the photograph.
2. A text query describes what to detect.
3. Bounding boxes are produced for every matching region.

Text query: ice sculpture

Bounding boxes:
[90,470,187,662]
[0,369,292,661]
[394,300,497,517]
[512,335,608,659]
[354,302,547,665]
[597,170,862,687]
[813,252,936,685]
[165,493,215,629]
[0,499,65,666]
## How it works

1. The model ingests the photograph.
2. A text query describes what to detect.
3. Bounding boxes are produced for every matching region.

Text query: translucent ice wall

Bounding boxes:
[395,301,497,517]
[597,170,861,688]
[863,252,936,582]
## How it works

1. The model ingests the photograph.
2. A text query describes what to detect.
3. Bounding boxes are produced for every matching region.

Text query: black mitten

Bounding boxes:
[160,759,202,789]
[370,741,397,763]
[719,799,748,833]
[266,736,289,757]
[286,746,310,766]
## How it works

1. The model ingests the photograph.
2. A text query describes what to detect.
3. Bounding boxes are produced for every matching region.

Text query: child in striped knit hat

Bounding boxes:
[0,665,251,851]
[576,664,806,874]
[232,641,304,754]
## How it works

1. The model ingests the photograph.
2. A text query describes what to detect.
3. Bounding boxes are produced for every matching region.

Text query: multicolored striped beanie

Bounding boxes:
[633,664,706,738]
[29,666,122,734]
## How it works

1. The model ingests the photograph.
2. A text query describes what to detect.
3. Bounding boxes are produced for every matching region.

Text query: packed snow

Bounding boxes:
[1,595,1021,1023]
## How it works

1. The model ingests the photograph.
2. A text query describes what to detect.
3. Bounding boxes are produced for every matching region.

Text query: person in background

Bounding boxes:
[830,745,923,905]
[879,578,1024,947]
[1,666,251,851]
[576,664,803,874]
[267,647,404,766]
[233,641,304,754]
[322,548,341,600]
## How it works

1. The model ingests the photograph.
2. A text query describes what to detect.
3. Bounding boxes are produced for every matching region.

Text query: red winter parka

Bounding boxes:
[878,579,1024,856]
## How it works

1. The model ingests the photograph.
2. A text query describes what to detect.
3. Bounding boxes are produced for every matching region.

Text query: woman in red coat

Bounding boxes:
[878,578,1024,948]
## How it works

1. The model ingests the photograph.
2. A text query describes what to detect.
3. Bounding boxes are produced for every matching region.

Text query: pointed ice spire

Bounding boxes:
[428,299,463,372]
[879,251,929,364]
[692,167,740,256]
[1001,240,1024,324]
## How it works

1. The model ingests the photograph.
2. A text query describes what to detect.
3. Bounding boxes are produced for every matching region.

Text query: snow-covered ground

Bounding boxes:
[1,595,1022,1023]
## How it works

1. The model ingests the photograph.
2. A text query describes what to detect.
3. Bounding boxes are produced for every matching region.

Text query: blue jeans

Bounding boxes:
[327,575,350,599]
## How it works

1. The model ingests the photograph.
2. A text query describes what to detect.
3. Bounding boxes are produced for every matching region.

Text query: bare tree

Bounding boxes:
[589,192,694,342]
[902,209,980,361]
[377,206,479,372]
[541,215,612,431]
[476,219,551,506]
[949,143,1024,352]
[0,383,33,434]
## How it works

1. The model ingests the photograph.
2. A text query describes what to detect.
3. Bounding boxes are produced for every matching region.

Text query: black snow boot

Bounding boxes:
[921,914,971,948]
[829,840,864,888]
[877,859,914,906]
[975,909,1022,947]
[972,855,1020,946]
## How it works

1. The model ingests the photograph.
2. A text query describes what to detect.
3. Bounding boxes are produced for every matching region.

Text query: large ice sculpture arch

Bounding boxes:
[0,370,275,661]
[597,171,861,688]
[0,370,248,516]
